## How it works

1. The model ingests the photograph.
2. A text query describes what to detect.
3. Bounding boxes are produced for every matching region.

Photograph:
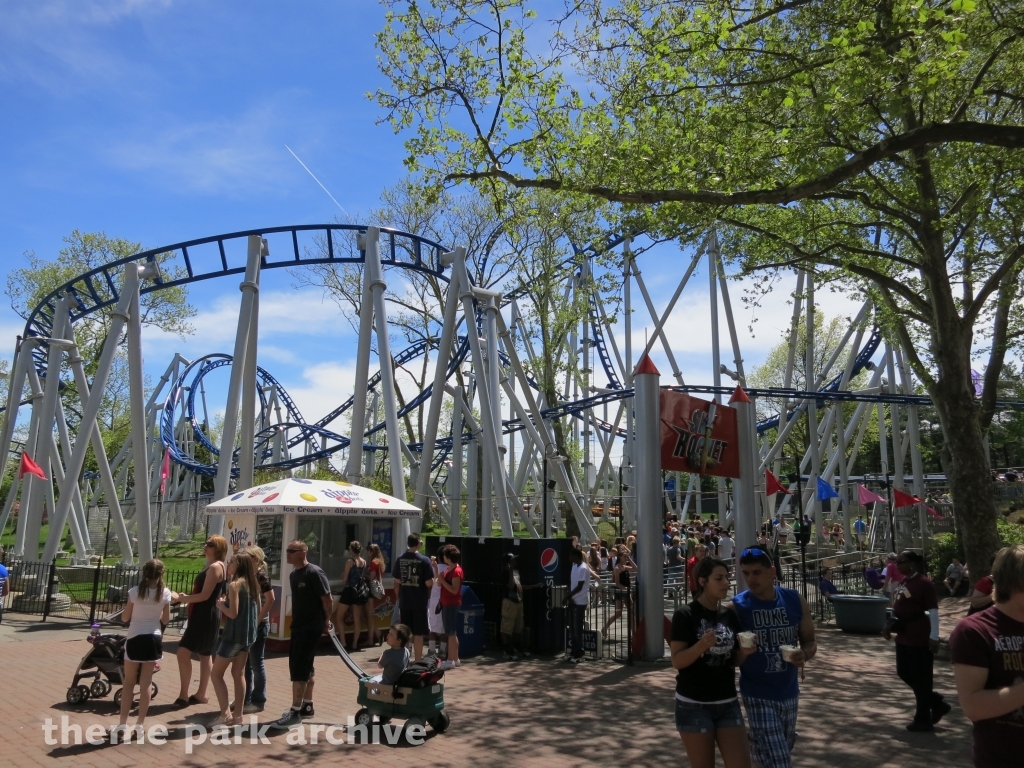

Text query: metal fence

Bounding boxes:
[84,496,211,558]
[0,556,198,626]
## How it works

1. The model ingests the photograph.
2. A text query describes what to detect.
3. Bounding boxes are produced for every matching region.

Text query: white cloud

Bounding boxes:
[106,104,299,196]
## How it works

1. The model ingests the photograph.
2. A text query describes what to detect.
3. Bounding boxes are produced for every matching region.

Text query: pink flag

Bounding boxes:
[857,483,887,505]
[159,450,171,496]
[927,507,941,519]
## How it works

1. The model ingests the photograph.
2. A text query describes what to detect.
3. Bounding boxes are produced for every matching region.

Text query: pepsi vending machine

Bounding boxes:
[516,538,572,654]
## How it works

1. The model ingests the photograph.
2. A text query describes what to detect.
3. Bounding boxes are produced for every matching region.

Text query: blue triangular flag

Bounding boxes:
[817,477,840,501]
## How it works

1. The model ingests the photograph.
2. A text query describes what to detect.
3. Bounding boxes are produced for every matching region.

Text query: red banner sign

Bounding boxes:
[660,390,740,478]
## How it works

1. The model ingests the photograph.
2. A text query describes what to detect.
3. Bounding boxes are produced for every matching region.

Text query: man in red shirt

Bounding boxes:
[885,549,949,731]
[951,544,1024,768]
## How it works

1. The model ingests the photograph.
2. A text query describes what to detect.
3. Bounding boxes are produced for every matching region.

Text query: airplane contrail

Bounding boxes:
[285,144,349,216]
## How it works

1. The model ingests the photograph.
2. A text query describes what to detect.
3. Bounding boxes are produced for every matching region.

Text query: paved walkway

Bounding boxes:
[0,598,975,767]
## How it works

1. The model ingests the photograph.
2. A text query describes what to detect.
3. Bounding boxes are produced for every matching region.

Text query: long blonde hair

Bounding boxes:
[231,552,261,603]
[367,543,385,572]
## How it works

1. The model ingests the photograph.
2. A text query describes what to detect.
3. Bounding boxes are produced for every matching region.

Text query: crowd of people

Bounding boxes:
[99,521,1023,768]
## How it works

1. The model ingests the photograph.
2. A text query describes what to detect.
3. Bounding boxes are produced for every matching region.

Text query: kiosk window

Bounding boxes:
[255,515,283,579]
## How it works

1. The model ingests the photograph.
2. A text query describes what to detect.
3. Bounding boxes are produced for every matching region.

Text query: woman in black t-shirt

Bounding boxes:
[670,556,755,768]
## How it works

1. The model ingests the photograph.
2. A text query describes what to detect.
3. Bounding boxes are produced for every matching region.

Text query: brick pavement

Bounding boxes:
[0,598,976,767]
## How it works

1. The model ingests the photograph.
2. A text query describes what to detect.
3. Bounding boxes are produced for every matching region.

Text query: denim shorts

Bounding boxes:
[216,639,249,659]
[675,698,745,733]
[441,605,460,636]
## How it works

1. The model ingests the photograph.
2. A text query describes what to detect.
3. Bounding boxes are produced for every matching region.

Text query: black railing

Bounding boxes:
[0,556,199,626]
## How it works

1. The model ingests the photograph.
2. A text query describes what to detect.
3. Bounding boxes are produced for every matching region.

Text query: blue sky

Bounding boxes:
[0,0,865,432]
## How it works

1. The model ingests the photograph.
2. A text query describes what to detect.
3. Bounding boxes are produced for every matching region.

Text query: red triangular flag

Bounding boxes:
[893,488,922,508]
[765,469,792,495]
[19,452,47,480]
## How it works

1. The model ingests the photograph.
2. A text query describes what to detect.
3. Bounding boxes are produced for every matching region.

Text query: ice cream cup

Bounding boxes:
[738,631,756,648]
[779,644,801,662]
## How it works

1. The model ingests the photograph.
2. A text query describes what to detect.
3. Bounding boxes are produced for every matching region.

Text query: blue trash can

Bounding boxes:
[456,585,486,658]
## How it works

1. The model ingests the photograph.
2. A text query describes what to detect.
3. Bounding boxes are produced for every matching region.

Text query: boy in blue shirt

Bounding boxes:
[732,547,817,768]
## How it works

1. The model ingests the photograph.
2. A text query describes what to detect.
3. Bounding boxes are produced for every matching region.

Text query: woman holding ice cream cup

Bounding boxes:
[670,555,757,768]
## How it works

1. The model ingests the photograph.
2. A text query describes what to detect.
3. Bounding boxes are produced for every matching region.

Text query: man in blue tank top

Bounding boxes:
[731,547,817,768]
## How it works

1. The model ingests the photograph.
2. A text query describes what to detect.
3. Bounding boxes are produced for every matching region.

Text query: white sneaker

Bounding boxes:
[453,659,461,667]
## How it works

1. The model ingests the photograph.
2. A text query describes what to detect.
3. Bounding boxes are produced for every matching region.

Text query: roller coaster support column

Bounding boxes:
[19,295,69,559]
[0,338,32,538]
[494,311,597,542]
[365,227,411,541]
[0,344,31,539]
[24,295,72,560]
[238,265,261,490]
[43,266,146,564]
[448,385,463,533]
[461,284,514,537]
[346,240,374,483]
[415,248,464,518]
[127,262,162,562]
[60,313,133,561]
[211,236,263,533]
[634,354,663,660]
[731,386,757,592]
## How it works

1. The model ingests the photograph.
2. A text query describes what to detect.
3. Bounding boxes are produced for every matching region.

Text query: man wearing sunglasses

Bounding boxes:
[733,547,816,768]
[268,540,332,731]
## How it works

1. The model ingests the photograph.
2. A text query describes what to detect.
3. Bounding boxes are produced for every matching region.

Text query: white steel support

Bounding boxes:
[365,227,411,545]
[0,343,33,541]
[494,310,598,542]
[60,322,133,561]
[238,264,261,491]
[24,295,72,559]
[345,246,375,483]
[43,267,142,563]
[415,249,464,520]
[211,236,263,534]
[127,268,156,562]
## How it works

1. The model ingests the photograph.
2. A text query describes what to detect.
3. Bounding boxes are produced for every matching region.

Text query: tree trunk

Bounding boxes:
[928,333,1002,585]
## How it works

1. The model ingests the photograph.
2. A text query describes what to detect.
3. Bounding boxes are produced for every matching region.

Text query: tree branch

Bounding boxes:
[446,122,1024,206]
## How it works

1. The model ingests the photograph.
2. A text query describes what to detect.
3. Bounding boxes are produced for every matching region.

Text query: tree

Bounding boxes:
[6,230,195,442]
[374,0,1024,577]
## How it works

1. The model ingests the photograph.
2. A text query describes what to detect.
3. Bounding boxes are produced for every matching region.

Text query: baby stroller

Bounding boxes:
[327,624,449,744]
[66,631,159,707]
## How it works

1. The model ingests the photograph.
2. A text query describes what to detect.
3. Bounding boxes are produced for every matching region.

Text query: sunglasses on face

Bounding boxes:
[286,548,302,554]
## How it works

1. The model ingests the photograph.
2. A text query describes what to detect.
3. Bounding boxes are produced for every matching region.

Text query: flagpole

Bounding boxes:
[884,469,896,553]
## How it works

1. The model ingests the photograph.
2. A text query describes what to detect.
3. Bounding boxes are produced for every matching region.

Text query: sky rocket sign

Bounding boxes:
[660,390,740,478]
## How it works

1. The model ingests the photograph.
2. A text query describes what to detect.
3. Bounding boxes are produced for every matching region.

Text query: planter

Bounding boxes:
[830,594,890,634]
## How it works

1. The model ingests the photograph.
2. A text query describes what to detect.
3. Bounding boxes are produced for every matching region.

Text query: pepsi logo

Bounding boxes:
[540,548,559,573]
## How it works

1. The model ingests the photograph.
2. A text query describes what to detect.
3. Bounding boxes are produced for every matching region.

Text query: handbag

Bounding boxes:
[369,578,385,600]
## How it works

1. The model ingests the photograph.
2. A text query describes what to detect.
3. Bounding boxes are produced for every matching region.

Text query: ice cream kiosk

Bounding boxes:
[205,478,421,649]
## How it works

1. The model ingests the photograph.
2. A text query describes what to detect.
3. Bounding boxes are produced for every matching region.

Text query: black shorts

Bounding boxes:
[125,633,163,663]
[399,605,430,637]
[289,625,323,682]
